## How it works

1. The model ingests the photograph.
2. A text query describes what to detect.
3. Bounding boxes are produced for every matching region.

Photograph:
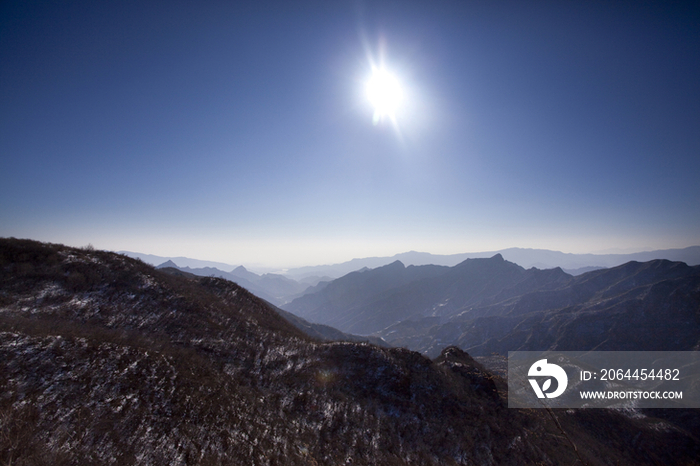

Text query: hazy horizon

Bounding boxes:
[115,243,700,272]
[2,2,698,269]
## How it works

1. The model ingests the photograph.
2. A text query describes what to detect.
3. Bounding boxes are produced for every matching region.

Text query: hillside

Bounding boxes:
[1,238,698,465]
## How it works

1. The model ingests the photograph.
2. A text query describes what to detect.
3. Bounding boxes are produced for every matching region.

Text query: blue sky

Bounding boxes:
[2,1,699,268]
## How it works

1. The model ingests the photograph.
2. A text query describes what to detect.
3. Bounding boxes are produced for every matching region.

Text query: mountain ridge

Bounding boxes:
[283,253,700,361]
[284,246,700,279]
[283,255,574,336]
[119,246,700,280]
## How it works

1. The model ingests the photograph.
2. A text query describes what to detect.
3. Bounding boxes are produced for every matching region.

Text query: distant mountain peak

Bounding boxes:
[455,253,512,270]
[156,260,179,269]
[387,260,405,268]
[233,265,248,273]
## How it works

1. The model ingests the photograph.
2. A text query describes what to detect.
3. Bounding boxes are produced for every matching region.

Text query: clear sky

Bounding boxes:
[2,1,699,268]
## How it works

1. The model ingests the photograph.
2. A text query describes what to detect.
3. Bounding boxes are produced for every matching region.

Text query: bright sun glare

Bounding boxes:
[366,67,403,124]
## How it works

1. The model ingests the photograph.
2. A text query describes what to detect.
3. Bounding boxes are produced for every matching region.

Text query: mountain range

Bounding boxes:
[120,246,700,278]
[283,254,700,358]
[283,246,700,279]
[120,246,700,308]
[2,238,699,464]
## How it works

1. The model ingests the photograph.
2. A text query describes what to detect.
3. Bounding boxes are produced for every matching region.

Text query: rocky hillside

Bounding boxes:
[1,238,698,465]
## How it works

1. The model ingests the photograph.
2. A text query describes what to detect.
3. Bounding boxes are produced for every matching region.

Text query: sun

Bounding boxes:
[366,67,403,124]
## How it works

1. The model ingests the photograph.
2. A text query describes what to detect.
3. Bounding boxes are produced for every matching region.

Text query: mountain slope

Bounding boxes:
[282,260,451,333]
[2,238,697,465]
[377,259,700,358]
[462,260,700,355]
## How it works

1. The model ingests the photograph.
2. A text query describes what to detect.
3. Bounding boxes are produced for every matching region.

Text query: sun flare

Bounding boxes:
[366,67,403,123]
